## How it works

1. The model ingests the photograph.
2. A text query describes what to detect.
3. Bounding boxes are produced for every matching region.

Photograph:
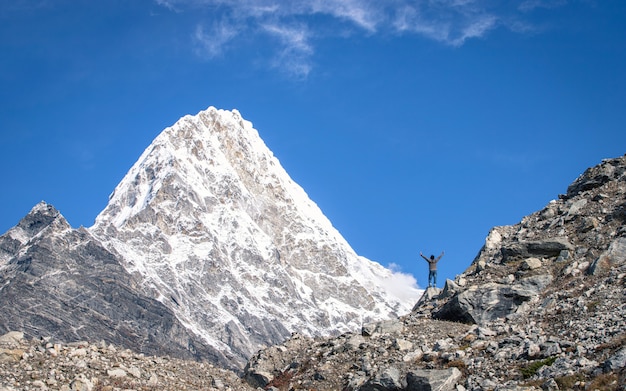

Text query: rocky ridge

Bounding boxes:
[0,203,227,366]
[241,154,626,390]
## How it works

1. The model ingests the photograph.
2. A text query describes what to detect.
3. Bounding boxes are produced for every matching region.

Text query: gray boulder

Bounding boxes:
[411,287,442,311]
[501,238,573,262]
[360,367,406,390]
[588,237,626,275]
[433,275,553,324]
[603,346,626,372]
[362,319,405,337]
[405,368,461,391]
[359,367,461,391]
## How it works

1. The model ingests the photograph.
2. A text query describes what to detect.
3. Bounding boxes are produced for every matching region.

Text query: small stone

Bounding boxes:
[106,368,127,378]
[521,257,542,270]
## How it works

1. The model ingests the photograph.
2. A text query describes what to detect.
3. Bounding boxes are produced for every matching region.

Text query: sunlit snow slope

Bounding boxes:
[90,106,421,366]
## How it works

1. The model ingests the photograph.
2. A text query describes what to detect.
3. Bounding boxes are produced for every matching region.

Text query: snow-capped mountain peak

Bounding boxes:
[90,106,421,367]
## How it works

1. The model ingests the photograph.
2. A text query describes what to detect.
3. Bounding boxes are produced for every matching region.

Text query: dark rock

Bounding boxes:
[360,367,405,390]
[433,275,552,324]
[566,156,626,197]
[405,368,461,391]
[411,287,442,311]
[588,237,626,275]
[0,203,237,370]
[501,238,573,262]
[603,346,626,372]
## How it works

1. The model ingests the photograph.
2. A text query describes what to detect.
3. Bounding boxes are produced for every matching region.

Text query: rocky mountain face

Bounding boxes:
[0,202,232,366]
[0,106,420,371]
[240,154,626,390]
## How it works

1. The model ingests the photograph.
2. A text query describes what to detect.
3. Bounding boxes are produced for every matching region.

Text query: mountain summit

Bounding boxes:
[88,106,420,367]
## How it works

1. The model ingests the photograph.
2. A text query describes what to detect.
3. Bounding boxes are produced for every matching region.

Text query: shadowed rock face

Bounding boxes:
[0,202,237,370]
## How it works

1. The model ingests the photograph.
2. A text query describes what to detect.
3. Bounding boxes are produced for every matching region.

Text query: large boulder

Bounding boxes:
[359,367,461,391]
[501,238,573,262]
[433,274,553,324]
[405,368,461,391]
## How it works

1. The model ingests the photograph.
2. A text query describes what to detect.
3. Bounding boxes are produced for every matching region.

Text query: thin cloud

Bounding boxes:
[156,0,571,77]
[262,23,314,78]
[193,19,240,58]
[392,3,499,47]
[519,0,568,12]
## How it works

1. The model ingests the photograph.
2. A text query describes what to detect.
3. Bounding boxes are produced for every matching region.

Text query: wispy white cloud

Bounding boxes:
[193,19,240,58]
[391,2,499,47]
[156,0,570,77]
[262,23,314,78]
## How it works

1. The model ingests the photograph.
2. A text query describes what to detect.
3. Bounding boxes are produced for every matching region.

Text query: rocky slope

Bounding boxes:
[2,121,625,390]
[0,331,250,391]
[241,154,626,390]
[3,155,623,391]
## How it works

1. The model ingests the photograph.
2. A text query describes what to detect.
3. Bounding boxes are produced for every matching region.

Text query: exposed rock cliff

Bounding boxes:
[0,202,232,367]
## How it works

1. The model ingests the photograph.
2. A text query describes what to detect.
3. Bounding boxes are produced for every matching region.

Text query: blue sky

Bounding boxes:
[1,0,625,288]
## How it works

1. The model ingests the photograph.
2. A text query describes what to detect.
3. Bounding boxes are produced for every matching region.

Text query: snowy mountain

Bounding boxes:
[88,106,421,367]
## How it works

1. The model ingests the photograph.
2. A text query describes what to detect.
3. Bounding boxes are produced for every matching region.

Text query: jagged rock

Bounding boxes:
[411,287,442,312]
[520,257,542,271]
[566,156,626,197]
[362,319,404,337]
[588,237,626,275]
[69,375,93,391]
[360,367,405,390]
[0,203,231,368]
[501,238,573,262]
[440,279,461,298]
[405,368,461,391]
[432,274,552,324]
[603,346,626,372]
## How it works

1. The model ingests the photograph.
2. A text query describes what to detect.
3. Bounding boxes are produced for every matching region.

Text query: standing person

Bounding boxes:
[420,251,444,288]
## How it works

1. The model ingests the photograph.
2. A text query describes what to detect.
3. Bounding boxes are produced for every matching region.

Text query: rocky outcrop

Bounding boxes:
[500,238,573,262]
[588,237,626,275]
[0,202,235,369]
[432,274,553,324]
[238,154,626,390]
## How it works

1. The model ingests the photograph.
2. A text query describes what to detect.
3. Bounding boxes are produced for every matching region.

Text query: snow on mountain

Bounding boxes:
[90,106,421,366]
